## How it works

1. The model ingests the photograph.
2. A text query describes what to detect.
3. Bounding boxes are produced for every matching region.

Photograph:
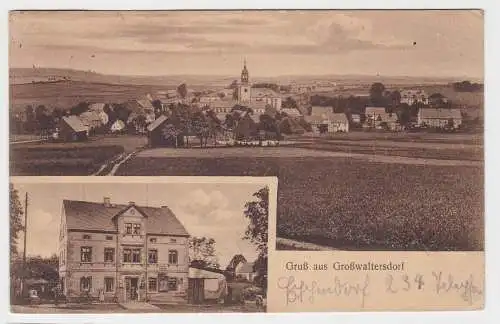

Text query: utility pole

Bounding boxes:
[22,192,28,296]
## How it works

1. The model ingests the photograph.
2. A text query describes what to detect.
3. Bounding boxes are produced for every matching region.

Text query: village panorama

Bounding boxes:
[9,10,483,313]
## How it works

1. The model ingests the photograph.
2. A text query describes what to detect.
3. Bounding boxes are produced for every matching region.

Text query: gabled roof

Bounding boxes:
[252,88,279,98]
[365,107,387,115]
[88,103,106,112]
[62,200,189,236]
[310,106,334,117]
[419,108,462,119]
[280,108,302,117]
[61,116,89,133]
[147,115,168,132]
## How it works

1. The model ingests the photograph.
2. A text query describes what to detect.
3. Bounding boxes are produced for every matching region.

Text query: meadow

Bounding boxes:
[10,144,124,176]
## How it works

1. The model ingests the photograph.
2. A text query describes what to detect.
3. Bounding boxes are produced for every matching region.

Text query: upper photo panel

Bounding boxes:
[9,10,483,252]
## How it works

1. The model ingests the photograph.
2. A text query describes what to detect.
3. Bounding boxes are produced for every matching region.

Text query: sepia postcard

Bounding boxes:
[8,9,484,314]
[9,177,275,313]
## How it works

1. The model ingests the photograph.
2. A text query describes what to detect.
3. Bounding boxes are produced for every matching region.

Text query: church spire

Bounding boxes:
[241,58,249,84]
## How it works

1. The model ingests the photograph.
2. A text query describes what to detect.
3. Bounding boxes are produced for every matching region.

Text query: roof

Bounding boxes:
[237,262,255,273]
[311,106,334,117]
[365,107,387,115]
[189,267,226,279]
[79,111,102,123]
[147,115,168,132]
[252,88,280,98]
[280,108,302,117]
[305,113,348,124]
[401,89,428,98]
[61,116,89,133]
[209,100,236,109]
[419,108,462,119]
[89,103,106,112]
[63,200,189,236]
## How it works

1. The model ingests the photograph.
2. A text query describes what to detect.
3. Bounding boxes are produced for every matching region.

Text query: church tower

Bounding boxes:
[237,59,251,104]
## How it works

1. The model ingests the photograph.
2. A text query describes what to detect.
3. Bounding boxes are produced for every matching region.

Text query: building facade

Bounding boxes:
[58,198,190,303]
[417,108,463,128]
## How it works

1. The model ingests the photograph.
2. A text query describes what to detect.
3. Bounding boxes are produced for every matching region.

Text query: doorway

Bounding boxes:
[125,277,139,301]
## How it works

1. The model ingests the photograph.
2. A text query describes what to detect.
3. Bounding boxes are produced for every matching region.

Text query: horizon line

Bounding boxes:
[9,66,483,82]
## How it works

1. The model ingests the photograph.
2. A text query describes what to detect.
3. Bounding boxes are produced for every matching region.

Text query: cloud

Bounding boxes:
[24,209,59,257]
[177,189,230,221]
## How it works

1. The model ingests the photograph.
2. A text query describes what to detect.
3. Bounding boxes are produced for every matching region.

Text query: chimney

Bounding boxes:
[103,197,111,207]
[128,201,135,206]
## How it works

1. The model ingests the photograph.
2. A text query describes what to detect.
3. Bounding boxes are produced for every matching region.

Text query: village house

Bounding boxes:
[400,89,429,106]
[58,197,190,304]
[417,108,463,129]
[364,107,399,130]
[58,115,89,141]
[305,106,349,134]
[187,266,228,304]
[79,111,103,132]
[147,115,184,148]
[235,262,256,282]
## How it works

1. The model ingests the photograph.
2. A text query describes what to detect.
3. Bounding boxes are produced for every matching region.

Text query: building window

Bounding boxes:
[167,277,178,290]
[149,238,157,244]
[104,277,114,293]
[168,250,178,265]
[80,247,92,263]
[105,235,113,240]
[83,234,91,240]
[148,249,158,264]
[80,276,92,292]
[133,224,141,235]
[123,249,131,263]
[104,248,115,263]
[132,249,141,263]
[148,278,158,292]
[125,223,133,234]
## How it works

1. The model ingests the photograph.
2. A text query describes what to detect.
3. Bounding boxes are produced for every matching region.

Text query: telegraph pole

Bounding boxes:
[22,192,28,295]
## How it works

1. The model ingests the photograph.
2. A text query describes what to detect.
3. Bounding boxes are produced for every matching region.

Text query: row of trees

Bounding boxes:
[452,80,483,92]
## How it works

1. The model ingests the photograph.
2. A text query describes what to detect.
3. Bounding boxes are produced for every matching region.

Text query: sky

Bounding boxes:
[9,10,483,78]
[11,181,267,268]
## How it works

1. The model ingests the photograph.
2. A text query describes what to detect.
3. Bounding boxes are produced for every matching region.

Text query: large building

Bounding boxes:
[58,198,190,303]
[418,108,463,128]
[204,60,282,120]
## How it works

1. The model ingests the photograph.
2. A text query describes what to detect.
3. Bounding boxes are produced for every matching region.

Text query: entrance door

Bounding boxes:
[125,278,139,301]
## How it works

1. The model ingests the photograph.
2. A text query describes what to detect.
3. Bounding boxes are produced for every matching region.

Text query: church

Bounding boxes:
[209,60,282,121]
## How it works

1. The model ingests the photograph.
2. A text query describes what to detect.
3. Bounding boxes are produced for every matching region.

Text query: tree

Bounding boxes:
[243,186,269,288]
[70,102,89,115]
[282,97,298,109]
[191,111,210,147]
[189,237,220,269]
[369,82,386,107]
[177,83,188,99]
[10,184,25,258]
[151,99,163,117]
[162,123,181,148]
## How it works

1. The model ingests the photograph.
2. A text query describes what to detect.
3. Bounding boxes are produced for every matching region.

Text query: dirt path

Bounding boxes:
[276,237,338,251]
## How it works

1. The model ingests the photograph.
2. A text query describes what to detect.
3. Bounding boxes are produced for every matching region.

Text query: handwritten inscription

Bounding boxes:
[277,275,370,307]
[385,272,483,305]
[276,272,483,308]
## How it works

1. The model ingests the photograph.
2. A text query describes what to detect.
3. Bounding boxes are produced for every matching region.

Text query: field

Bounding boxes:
[10,135,147,176]
[117,142,483,251]
[9,81,168,113]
